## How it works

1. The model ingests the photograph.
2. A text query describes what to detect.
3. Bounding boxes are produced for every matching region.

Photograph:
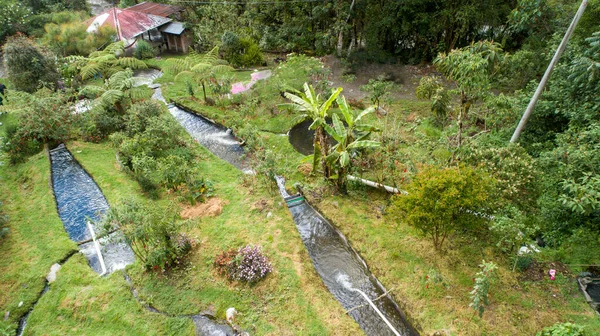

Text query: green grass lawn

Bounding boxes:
[302,188,600,335]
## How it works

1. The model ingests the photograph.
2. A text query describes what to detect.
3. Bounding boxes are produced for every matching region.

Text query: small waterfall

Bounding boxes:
[167,105,250,173]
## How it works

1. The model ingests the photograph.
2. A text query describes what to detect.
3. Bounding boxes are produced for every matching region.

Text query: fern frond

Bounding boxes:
[99,89,124,107]
[107,69,134,91]
[79,85,106,98]
[115,57,147,70]
[80,63,103,81]
[128,86,153,100]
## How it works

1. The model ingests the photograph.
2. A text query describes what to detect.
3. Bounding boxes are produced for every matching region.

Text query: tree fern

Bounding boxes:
[99,89,124,107]
[79,85,106,98]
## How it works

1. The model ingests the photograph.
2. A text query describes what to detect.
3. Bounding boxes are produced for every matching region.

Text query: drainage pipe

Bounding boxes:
[337,274,401,336]
[87,220,107,276]
[347,175,407,195]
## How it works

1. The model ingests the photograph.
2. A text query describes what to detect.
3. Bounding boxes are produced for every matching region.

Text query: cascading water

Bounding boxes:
[275,176,418,336]
[49,144,135,274]
[167,105,251,173]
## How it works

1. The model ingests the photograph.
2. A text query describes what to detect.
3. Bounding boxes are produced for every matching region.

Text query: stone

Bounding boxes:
[46,263,61,283]
[332,201,339,208]
[226,307,237,323]
[266,212,273,219]
[18,301,23,307]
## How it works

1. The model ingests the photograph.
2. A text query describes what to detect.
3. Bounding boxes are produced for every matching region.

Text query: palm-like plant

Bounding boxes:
[323,96,380,193]
[65,41,148,82]
[79,69,150,114]
[166,46,234,104]
[281,83,343,177]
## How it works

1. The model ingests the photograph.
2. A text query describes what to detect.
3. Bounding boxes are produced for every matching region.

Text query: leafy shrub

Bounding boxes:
[221,31,264,67]
[469,261,498,318]
[214,245,273,283]
[360,75,395,108]
[102,200,196,271]
[2,92,74,163]
[390,165,494,250]
[536,322,585,336]
[134,40,156,60]
[3,34,60,93]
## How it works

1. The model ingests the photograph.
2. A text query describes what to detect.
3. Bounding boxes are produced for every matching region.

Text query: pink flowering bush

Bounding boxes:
[214,245,273,283]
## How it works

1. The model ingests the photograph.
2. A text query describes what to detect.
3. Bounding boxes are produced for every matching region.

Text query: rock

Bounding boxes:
[18,301,23,307]
[226,307,237,323]
[266,212,273,219]
[331,201,339,208]
[46,263,61,283]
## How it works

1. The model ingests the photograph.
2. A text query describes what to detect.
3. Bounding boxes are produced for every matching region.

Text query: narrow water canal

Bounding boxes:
[276,177,417,336]
[49,144,135,274]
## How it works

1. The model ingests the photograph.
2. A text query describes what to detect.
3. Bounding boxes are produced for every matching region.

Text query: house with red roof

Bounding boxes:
[86,2,192,54]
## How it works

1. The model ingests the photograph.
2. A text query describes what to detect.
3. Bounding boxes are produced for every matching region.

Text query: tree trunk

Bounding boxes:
[316,126,330,178]
[202,82,208,102]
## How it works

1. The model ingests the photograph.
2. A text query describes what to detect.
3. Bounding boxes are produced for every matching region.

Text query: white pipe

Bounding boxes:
[337,274,401,336]
[87,220,107,276]
[347,175,407,195]
[510,0,588,143]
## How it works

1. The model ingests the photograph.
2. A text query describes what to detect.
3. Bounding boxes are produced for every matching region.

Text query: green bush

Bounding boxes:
[536,322,585,336]
[3,34,60,93]
[101,200,196,271]
[221,31,264,67]
[134,40,156,60]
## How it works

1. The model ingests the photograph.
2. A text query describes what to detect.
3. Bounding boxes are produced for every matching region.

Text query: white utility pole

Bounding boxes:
[510,0,588,143]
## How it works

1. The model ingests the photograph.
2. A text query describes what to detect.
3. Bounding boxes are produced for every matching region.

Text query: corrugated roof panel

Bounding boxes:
[85,8,172,40]
[160,22,185,35]
[126,2,183,18]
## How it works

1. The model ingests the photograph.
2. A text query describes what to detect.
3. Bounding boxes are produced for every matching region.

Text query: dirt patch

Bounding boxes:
[180,198,228,219]
[519,260,572,282]
[250,198,272,213]
[322,55,438,101]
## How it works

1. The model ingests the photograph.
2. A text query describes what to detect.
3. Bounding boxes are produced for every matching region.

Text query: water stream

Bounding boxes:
[167,105,251,173]
[275,177,417,336]
[49,144,135,274]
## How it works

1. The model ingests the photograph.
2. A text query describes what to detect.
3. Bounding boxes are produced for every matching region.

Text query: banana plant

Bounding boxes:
[167,46,234,104]
[280,83,343,178]
[323,96,380,193]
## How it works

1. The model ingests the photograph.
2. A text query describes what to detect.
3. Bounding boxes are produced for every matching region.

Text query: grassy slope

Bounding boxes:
[305,188,600,335]
[69,138,359,335]
[0,149,189,335]
[148,54,600,334]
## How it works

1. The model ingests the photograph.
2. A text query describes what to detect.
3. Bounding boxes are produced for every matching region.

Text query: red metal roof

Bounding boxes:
[126,2,183,18]
[86,8,171,40]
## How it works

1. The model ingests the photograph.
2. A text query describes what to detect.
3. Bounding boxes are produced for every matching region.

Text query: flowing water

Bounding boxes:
[168,104,251,173]
[275,176,417,336]
[49,144,135,274]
